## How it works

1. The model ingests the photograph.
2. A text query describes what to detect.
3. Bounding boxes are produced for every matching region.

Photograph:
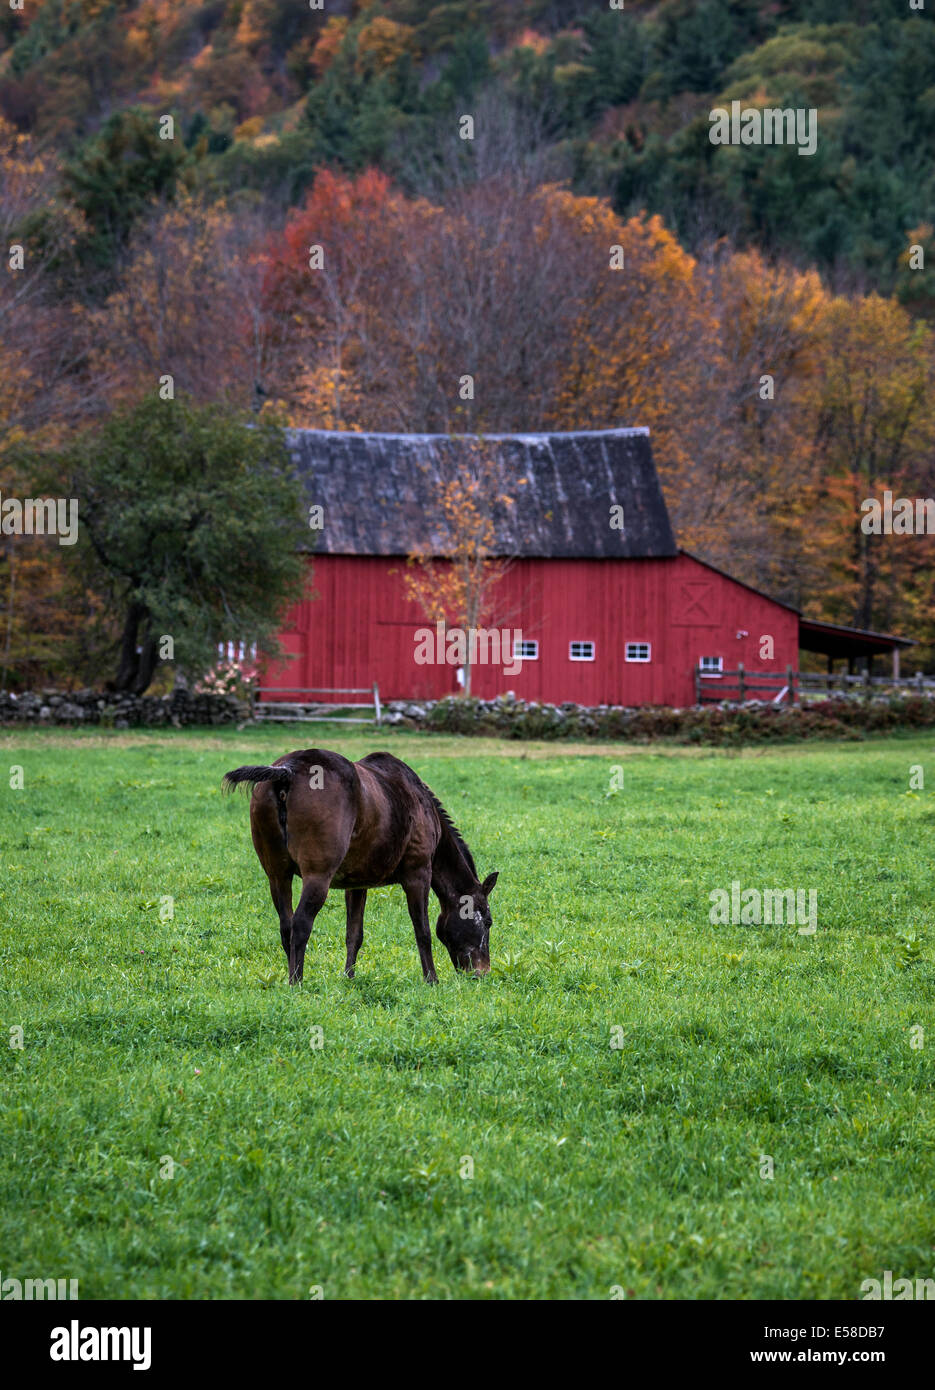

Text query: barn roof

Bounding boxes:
[286,427,678,559]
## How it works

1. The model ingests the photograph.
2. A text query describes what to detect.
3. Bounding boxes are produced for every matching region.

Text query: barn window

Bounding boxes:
[699,655,723,675]
[569,641,595,661]
[218,640,253,663]
[513,638,538,660]
[625,642,651,663]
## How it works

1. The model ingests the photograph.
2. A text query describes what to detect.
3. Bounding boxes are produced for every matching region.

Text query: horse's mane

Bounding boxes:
[428,790,478,878]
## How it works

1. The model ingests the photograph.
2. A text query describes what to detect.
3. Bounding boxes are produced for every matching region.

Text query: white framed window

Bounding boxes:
[569,640,595,662]
[513,638,538,660]
[699,655,723,676]
[625,642,651,663]
[219,640,254,662]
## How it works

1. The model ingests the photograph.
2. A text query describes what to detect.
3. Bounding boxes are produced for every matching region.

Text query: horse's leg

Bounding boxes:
[289,875,330,984]
[402,874,437,984]
[344,889,367,978]
[269,872,294,967]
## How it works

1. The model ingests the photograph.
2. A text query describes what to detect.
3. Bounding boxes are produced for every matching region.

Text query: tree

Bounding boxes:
[401,438,515,696]
[62,108,191,274]
[0,117,96,690]
[45,395,306,693]
[395,173,582,433]
[263,166,422,428]
[545,192,713,493]
[86,192,279,412]
[797,294,935,658]
[0,115,88,449]
[679,242,827,593]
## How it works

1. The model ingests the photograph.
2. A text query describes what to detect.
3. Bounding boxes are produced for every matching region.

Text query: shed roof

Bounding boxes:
[286,427,678,559]
[799,617,916,657]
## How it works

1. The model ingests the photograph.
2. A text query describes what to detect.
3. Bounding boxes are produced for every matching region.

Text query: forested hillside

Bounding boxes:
[2,0,934,682]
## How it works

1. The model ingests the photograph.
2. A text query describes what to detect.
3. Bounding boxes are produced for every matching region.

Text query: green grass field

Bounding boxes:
[1,726,932,1299]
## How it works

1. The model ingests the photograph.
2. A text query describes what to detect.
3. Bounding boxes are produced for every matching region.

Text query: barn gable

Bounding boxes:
[286,427,677,560]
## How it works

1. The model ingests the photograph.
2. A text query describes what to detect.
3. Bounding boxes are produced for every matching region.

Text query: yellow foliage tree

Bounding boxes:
[797,294,935,660]
[402,441,515,696]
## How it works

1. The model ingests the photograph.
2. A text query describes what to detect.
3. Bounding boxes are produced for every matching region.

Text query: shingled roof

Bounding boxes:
[286,427,677,560]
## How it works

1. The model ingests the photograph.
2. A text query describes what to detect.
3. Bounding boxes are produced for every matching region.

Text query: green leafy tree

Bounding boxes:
[52,396,307,693]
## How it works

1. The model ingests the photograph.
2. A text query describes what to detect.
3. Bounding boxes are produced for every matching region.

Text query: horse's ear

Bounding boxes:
[482,871,499,896]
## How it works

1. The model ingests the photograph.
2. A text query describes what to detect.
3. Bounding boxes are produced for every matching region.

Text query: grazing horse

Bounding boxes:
[223,749,498,984]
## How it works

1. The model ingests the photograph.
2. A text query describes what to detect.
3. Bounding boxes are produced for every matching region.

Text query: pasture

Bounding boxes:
[0,726,932,1300]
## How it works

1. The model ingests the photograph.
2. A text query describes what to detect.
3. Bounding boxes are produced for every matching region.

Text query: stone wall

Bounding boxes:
[3,687,934,741]
[0,688,250,728]
[381,691,935,743]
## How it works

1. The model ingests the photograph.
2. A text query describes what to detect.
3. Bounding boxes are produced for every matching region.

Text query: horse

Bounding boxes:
[223,748,498,985]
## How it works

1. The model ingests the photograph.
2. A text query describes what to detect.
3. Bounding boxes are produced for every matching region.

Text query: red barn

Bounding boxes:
[258,428,908,709]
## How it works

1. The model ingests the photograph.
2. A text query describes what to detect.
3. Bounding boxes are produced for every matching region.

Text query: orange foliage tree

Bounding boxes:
[263,167,429,428]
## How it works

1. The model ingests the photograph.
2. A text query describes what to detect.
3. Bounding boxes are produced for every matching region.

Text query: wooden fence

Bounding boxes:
[694,666,935,706]
[253,685,382,725]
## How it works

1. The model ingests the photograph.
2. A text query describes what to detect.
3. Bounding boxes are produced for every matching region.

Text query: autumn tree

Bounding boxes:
[680,243,827,594]
[402,439,515,695]
[797,294,935,660]
[0,117,95,690]
[0,116,88,446]
[545,193,708,483]
[393,175,582,433]
[263,166,424,427]
[87,192,280,411]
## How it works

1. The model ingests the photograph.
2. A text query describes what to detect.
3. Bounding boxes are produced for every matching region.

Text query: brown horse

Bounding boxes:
[223,749,498,984]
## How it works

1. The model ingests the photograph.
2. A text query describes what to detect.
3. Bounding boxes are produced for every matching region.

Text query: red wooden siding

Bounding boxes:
[262,553,799,708]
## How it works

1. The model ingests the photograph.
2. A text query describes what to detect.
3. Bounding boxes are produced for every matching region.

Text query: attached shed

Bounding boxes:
[257,428,901,708]
[799,618,915,677]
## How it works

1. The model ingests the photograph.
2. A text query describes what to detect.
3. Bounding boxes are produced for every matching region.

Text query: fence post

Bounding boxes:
[863,667,871,702]
[737,662,745,704]
[694,666,700,704]
[787,665,795,706]
[373,683,382,727]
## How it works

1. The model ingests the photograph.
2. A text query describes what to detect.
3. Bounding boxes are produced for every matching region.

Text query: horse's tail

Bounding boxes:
[223,763,294,845]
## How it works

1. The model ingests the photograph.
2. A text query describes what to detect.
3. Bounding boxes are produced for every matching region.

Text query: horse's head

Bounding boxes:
[436,871,498,975]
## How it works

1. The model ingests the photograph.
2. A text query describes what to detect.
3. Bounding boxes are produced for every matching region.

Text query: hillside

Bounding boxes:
[1,0,933,290]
